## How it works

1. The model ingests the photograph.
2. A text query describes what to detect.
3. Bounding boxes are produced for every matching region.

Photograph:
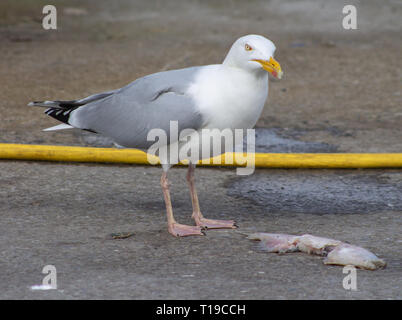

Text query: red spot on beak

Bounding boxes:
[272,70,278,78]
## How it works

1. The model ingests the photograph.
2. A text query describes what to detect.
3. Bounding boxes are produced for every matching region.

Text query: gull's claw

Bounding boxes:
[195,218,238,230]
[169,223,206,237]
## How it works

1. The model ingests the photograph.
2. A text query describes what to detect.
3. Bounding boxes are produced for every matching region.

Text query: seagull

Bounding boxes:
[28,34,283,237]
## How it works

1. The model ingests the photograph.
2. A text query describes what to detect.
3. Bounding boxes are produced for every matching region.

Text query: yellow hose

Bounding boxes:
[1,143,402,168]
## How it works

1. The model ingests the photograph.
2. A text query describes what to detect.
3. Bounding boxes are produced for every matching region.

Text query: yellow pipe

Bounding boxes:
[0,143,155,165]
[1,143,402,168]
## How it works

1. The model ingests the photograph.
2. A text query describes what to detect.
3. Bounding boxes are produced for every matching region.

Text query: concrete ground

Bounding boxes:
[0,0,401,299]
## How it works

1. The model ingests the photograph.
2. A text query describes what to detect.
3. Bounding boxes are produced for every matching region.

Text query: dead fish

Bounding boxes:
[247,233,299,253]
[324,243,386,271]
[248,233,386,270]
[296,234,342,255]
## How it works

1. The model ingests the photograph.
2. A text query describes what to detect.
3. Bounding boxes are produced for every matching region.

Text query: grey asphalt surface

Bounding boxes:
[1,161,401,299]
[0,0,401,299]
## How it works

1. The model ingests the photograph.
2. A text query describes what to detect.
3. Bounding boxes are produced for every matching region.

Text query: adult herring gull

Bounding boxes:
[28,34,283,237]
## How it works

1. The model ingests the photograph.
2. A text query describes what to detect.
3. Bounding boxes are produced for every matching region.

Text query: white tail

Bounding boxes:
[43,124,74,131]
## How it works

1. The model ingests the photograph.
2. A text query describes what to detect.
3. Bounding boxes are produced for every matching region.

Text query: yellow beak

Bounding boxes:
[253,57,283,79]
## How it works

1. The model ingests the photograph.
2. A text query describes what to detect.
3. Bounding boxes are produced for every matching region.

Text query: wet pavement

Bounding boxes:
[228,170,402,214]
[248,128,338,153]
[1,161,401,299]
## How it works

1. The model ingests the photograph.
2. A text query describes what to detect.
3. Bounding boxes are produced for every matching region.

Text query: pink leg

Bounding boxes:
[160,171,205,237]
[187,164,237,230]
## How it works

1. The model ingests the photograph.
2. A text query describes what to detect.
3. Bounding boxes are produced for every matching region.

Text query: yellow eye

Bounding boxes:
[245,44,253,51]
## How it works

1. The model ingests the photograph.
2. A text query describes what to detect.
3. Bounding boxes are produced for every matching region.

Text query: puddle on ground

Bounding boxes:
[227,171,402,214]
[245,128,338,153]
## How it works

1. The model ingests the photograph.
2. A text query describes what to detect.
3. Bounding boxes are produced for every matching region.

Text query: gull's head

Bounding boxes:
[223,34,283,79]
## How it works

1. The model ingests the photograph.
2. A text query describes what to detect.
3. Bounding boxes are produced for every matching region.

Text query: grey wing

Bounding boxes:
[69,67,204,149]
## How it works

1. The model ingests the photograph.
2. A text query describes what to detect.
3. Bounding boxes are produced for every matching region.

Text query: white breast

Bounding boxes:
[188,65,269,130]
[168,64,269,164]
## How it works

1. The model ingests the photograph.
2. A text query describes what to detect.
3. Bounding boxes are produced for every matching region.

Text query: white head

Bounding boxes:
[223,34,283,79]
